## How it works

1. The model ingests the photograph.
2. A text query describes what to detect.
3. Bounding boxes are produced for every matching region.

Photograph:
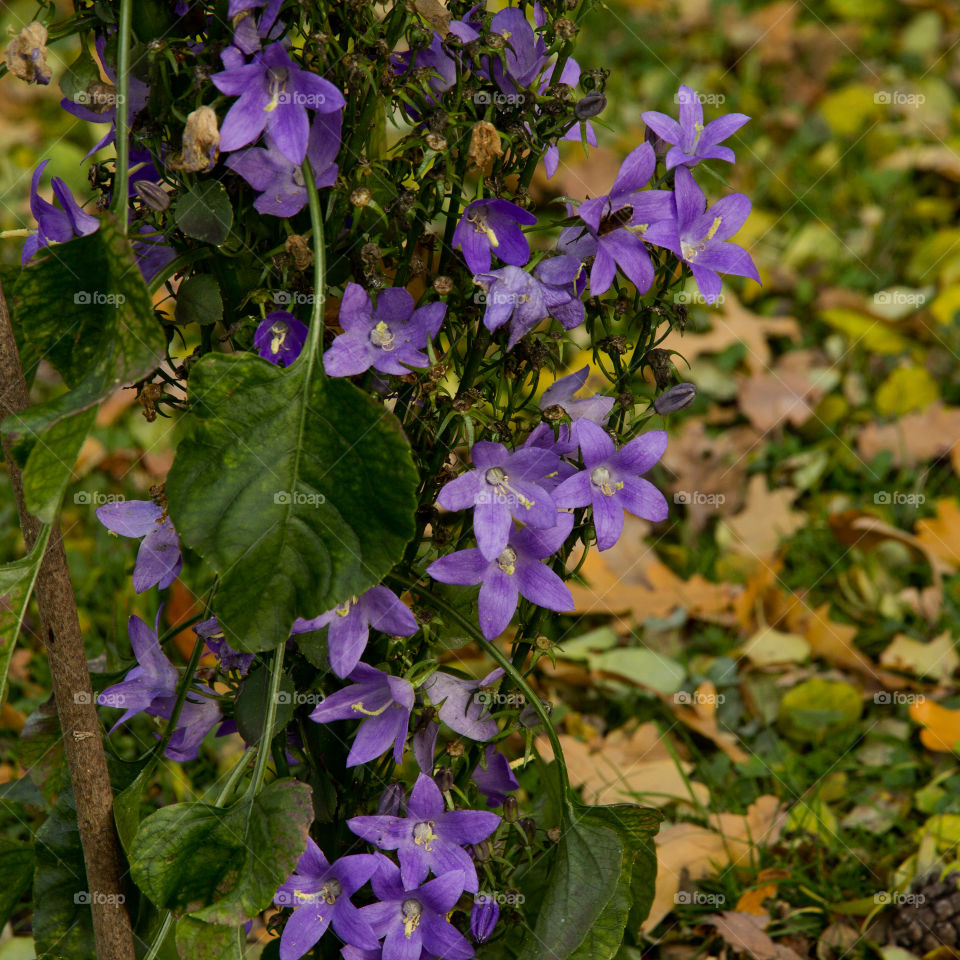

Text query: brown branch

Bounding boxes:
[0,279,136,960]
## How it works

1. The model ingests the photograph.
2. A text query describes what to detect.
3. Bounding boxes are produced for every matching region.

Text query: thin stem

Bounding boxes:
[299,158,327,378]
[247,644,286,797]
[111,0,134,228]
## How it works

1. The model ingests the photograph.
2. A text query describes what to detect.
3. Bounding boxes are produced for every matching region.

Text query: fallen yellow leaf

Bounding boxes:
[910,699,960,753]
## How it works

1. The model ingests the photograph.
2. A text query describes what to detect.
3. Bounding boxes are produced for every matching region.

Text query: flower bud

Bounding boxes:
[519,817,536,841]
[5,22,51,85]
[472,838,491,862]
[377,782,405,815]
[134,180,171,212]
[434,766,455,792]
[574,91,606,120]
[654,382,697,414]
[168,105,220,173]
[502,795,519,823]
[471,894,500,943]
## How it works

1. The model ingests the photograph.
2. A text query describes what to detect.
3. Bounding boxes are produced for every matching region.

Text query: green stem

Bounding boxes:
[247,643,286,797]
[111,0,134,228]
[299,159,327,379]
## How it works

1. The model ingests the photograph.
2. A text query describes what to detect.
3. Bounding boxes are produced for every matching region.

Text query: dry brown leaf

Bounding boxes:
[723,2,799,64]
[663,681,749,763]
[736,883,779,915]
[879,631,958,681]
[708,911,804,960]
[916,499,960,566]
[467,121,502,173]
[659,293,800,375]
[722,475,806,560]
[414,0,451,35]
[857,403,960,467]
[881,145,960,181]
[736,351,827,432]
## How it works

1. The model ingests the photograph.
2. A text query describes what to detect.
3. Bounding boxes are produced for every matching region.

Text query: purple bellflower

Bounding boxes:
[533,255,587,330]
[132,225,176,284]
[21,160,99,264]
[642,85,749,170]
[274,839,380,959]
[309,664,414,768]
[643,166,759,304]
[487,7,550,94]
[541,58,599,179]
[557,143,675,296]
[194,617,255,675]
[436,441,561,561]
[211,43,346,164]
[289,586,418,679]
[453,199,537,274]
[360,857,473,960]
[253,310,308,366]
[553,420,668,550]
[474,265,547,348]
[225,113,341,217]
[98,613,221,762]
[228,0,284,55]
[427,513,574,641]
[421,668,504,741]
[472,745,519,807]
[541,366,614,425]
[96,499,182,593]
[324,283,446,378]
[471,892,500,943]
[349,773,500,894]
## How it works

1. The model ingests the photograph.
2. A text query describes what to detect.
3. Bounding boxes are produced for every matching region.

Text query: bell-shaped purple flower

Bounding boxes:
[211,43,345,163]
[453,199,537,274]
[323,283,446,378]
[96,499,182,593]
[436,441,561,561]
[541,366,614,425]
[289,586,418,679]
[308,664,414,768]
[642,84,749,170]
[487,7,550,94]
[421,668,504,741]
[558,143,675,296]
[474,265,547,348]
[253,310,308,366]
[228,0,284,55]
[225,113,341,217]
[472,745,519,808]
[553,420,668,550]
[132,225,176,284]
[471,892,500,943]
[194,617,255,675]
[98,613,221,762]
[349,773,500,894]
[533,254,586,330]
[427,513,574,641]
[21,160,99,264]
[359,857,473,960]
[643,166,760,304]
[274,839,380,959]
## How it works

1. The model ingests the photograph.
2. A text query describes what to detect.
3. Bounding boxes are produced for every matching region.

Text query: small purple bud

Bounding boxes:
[471,894,500,943]
[134,180,171,212]
[654,382,697,414]
[503,796,519,823]
[574,91,606,120]
[377,782,405,815]
[434,766,455,792]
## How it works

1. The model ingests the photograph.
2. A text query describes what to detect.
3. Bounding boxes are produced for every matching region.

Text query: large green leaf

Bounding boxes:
[175,916,246,960]
[0,838,34,931]
[130,779,312,925]
[166,353,418,652]
[1,218,164,521]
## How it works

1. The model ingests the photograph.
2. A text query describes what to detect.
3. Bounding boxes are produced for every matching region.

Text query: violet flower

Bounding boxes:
[436,441,561,561]
[253,310,308,366]
[471,892,500,943]
[21,160,99,264]
[132,225,176,284]
[96,499,182,593]
[212,43,345,163]
[487,7,550,95]
[421,668,504,741]
[274,839,380,959]
[539,56,599,179]
[98,613,221,762]
[427,513,574,641]
[349,773,500,893]
[323,283,446,378]
[289,586,418,679]
[228,0,284,55]
[557,143,675,296]
[308,664,414,768]
[359,857,473,960]
[533,255,586,330]
[643,166,760,304]
[452,199,537,274]
[474,265,547,349]
[472,745,519,808]
[225,113,341,217]
[642,84,749,170]
[194,617,255,675]
[553,420,668,550]
[541,366,614,425]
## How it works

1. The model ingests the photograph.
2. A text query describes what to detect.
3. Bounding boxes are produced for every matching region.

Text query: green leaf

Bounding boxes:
[59,44,101,101]
[1,218,164,521]
[167,354,418,652]
[175,274,223,326]
[33,790,95,959]
[114,760,157,855]
[174,182,233,245]
[175,916,245,960]
[0,838,34,931]
[0,525,51,708]
[130,779,312,924]
[234,667,295,746]
[20,700,67,800]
